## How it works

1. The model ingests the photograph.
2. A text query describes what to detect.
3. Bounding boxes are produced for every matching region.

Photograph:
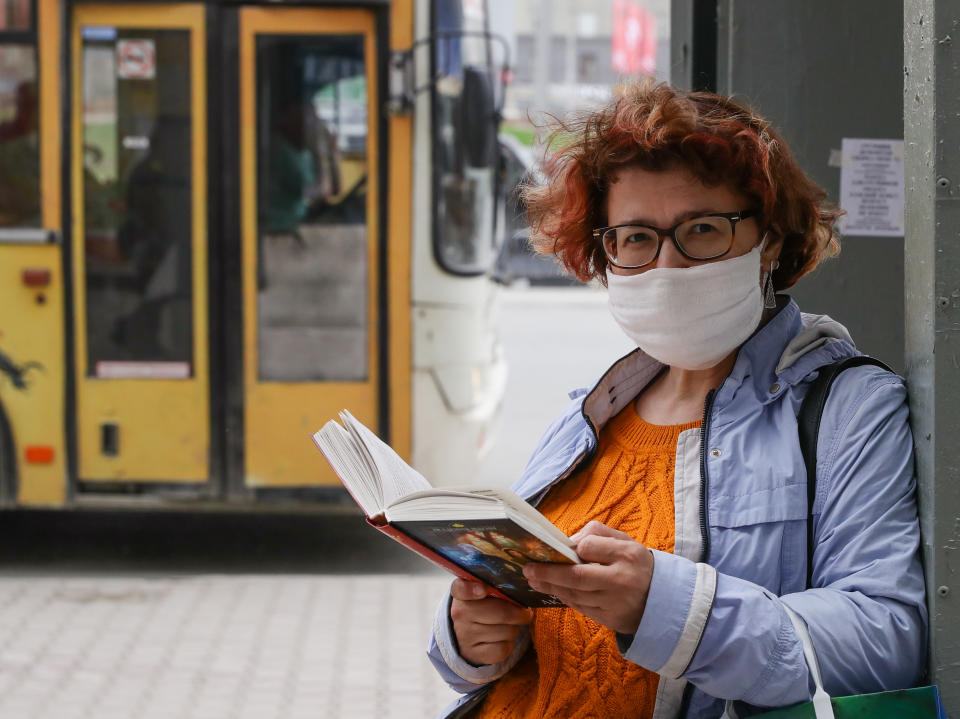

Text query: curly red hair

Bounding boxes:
[525,80,842,288]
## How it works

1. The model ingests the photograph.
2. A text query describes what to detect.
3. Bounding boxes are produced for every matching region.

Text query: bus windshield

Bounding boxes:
[431,0,499,276]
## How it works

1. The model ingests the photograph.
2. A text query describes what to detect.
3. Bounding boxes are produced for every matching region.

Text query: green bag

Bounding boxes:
[722,606,945,719]
[751,686,945,718]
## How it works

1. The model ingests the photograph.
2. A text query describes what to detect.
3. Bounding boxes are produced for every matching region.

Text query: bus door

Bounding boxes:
[238,8,381,489]
[71,5,211,485]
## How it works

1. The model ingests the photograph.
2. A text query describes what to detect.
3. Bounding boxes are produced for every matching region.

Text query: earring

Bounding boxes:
[762,267,777,309]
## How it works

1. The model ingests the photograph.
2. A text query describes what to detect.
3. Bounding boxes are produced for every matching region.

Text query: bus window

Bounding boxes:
[80,27,194,376]
[0,0,30,29]
[255,34,369,382]
[432,0,497,276]
[0,0,40,228]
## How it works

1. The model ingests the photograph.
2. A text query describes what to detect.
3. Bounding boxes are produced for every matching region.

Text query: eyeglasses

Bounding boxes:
[594,210,757,270]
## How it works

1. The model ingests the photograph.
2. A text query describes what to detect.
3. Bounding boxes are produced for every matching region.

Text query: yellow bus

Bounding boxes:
[0,0,508,508]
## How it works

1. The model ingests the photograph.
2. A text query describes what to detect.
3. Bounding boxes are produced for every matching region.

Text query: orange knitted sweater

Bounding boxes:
[472,405,701,719]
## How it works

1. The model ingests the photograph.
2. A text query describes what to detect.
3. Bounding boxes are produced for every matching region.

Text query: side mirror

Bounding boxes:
[461,65,497,168]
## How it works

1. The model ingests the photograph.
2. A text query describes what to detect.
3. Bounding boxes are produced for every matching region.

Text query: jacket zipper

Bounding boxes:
[699,388,717,564]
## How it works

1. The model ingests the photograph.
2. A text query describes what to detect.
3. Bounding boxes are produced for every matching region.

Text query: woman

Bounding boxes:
[427,81,926,718]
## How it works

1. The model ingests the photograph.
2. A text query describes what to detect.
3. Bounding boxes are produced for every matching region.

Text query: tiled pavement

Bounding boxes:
[0,575,459,719]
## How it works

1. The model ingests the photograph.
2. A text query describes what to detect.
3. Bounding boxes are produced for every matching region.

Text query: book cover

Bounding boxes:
[391,518,572,608]
[312,410,578,608]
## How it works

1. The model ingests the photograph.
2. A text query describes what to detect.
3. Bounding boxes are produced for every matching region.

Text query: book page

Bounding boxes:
[340,411,431,506]
[387,488,502,517]
[312,420,382,516]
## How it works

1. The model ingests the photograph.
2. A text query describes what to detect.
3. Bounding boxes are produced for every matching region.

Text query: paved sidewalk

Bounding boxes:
[0,574,458,719]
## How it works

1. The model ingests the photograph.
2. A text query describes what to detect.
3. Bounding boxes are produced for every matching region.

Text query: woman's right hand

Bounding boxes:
[450,579,535,666]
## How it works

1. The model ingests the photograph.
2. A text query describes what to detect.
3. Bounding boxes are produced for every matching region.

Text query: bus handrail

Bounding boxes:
[388,30,512,114]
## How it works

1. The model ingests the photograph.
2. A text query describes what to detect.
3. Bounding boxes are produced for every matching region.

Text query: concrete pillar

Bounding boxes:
[904,0,960,709]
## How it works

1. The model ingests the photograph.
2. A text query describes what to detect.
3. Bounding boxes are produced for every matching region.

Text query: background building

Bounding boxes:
[491,0,670,146]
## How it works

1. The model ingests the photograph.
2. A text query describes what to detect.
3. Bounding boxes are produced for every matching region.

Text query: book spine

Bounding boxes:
[368,518,524,608]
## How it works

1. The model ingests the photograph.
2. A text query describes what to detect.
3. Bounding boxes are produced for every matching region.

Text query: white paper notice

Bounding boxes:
[839,138,905,237]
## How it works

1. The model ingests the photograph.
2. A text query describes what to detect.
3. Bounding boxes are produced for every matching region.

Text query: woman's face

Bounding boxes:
[604,165,781,276]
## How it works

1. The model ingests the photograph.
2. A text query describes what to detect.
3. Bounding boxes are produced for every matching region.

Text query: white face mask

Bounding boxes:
[605,244,765,370]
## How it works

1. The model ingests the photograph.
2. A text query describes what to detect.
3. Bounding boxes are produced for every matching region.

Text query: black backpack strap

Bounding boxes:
[797,355,892,588]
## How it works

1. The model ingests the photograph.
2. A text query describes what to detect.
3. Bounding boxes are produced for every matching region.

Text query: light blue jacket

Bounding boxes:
[427,299,927,719]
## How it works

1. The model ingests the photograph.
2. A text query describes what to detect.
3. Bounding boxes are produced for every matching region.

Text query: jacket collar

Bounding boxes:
[581,348,663,436]
[582,298,859,432]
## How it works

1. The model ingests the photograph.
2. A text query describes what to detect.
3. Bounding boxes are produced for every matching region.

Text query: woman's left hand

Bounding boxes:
[523,521,654,635]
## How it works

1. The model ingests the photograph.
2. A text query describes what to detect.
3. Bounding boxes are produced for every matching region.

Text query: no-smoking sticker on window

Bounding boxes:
[117,40,156,80]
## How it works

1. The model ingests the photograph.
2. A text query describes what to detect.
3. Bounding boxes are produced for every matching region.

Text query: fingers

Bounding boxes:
[534,585,605,612]
[450,580,534,627]
[449,579,534,666]
[450,578,487,601]
[522,576,606,609]
[524,542,652,597]
[455,621,521,644]
[575,534,650,565]
[571,520,633,544]
[460,640,516,666]
[451,596,534,625]
[522,563,609,610]
[524,561,609,592]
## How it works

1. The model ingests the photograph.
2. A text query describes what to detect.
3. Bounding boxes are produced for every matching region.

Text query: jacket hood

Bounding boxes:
[776,311,854,373]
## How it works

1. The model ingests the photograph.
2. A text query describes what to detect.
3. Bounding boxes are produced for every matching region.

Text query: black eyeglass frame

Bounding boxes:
[593,209,758,269]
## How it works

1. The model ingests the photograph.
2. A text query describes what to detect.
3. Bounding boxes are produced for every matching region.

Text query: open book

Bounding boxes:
[312,410,579,608]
